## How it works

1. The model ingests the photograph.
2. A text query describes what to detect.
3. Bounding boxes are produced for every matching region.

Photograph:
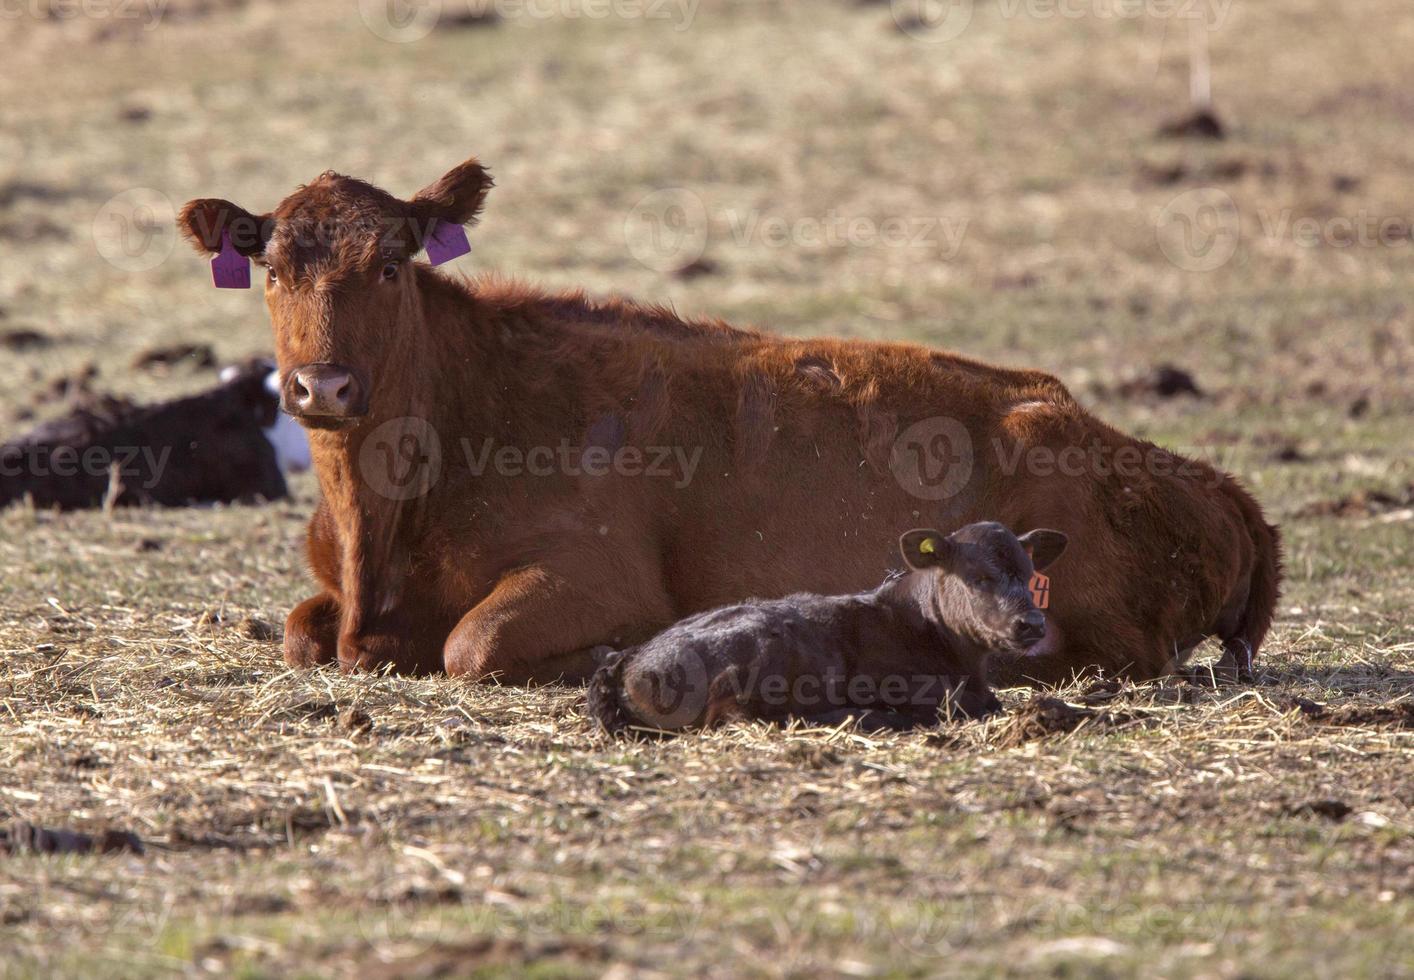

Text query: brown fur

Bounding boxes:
[178,158,1282,685]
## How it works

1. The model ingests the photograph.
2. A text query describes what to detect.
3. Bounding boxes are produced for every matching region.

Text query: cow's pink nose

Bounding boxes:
[283,364,366,420]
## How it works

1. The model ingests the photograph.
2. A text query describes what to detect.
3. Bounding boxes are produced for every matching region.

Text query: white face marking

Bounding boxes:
[265,413,312,474]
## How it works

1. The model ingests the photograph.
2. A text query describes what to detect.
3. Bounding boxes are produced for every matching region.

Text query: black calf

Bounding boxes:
[589,521,1068,734]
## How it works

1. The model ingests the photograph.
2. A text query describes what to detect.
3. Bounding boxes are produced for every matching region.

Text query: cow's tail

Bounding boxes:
[1218,478,1283,679]
[586,649,637,735]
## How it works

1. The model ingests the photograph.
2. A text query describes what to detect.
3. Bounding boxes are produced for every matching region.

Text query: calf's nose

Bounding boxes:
[284,364,364,419]
[1014,610,1047,643]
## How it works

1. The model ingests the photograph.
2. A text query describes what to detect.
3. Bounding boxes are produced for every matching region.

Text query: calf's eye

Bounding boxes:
[267,268,278,284]
[381,261,400,281]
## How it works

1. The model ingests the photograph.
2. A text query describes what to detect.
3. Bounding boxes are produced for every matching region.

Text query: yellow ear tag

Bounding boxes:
[920,538,937,555]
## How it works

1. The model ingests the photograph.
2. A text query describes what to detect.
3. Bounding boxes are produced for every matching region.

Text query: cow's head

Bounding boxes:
[900,522,1067,655]
[178,159,492,429]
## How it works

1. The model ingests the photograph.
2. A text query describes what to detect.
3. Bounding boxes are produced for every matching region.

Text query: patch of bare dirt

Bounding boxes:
[1157,108,1226,140]
[2,821,144,856]
[1292,697,1414,729]
[1296,484,1414,518]
[1116,364,1204,400]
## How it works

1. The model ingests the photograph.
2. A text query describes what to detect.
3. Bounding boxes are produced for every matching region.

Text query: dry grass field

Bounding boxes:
[0,0,1411,976]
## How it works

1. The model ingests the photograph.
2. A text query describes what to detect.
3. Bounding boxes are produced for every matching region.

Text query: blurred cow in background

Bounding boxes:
[0,358,308,510]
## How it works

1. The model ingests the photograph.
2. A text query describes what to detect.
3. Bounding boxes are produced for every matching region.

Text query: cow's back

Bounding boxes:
[651,335,1072,611]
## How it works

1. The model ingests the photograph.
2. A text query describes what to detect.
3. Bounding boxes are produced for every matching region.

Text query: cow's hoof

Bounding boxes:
[283,595,339,668]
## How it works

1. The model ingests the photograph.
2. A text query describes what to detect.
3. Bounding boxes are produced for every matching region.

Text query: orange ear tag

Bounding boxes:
[1025,547,1051,609]
[1029,570,1050,609]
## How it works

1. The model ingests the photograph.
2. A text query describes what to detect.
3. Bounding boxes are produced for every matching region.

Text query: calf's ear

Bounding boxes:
[900,528,954,570]
[1018,529,1068,571]
[178,199,270,256]
[411,157,494,229]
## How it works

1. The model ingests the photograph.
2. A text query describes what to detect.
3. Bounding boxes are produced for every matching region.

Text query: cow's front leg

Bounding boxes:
[284,593,340,668]
[443,564,673,685]
[337,606,449,676]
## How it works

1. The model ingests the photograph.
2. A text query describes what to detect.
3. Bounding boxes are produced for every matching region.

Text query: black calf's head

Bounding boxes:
[900,522,1068,655]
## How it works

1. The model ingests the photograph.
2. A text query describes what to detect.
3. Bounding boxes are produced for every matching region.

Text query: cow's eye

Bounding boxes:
[381,261,400,281]
[267,267,278,285]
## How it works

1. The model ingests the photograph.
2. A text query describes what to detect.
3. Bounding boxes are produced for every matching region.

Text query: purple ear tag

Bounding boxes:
[424,219,471,266]
[211,230,251,289]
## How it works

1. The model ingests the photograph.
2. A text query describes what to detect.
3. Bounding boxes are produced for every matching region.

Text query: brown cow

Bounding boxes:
[177,157,1281,686]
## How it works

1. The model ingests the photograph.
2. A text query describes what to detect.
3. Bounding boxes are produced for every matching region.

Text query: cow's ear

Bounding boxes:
[410,157,493,229]
[900,529,954,571]
[178,199,271,257]
[1018,529,1068,571]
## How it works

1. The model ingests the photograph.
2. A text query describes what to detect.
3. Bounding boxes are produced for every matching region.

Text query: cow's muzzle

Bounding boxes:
[282,363,369,425]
